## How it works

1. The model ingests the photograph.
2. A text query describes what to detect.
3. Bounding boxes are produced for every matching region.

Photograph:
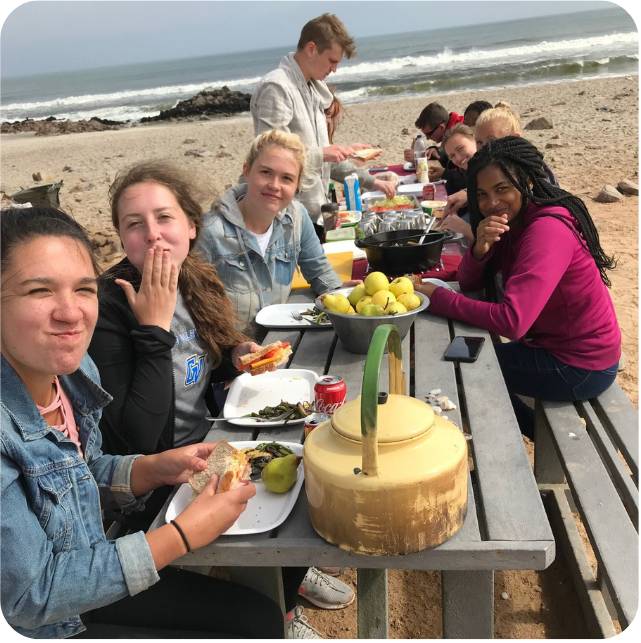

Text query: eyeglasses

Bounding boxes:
[422,122,444,140]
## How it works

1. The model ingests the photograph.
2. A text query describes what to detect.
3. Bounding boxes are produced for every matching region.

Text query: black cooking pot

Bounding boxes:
[355,229,447,276]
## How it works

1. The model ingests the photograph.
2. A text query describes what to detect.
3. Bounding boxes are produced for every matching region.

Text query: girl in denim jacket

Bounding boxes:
[0,207,282,638]
[198,130,343,339]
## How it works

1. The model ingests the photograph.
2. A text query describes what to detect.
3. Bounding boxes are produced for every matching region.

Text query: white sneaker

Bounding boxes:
[298,566,355,609]
[285,606,323,639]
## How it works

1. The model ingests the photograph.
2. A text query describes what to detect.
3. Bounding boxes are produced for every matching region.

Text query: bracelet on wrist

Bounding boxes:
[170,519,192,553]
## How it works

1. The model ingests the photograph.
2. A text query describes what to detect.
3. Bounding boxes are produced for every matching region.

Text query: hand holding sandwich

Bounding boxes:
[177,474,256,550]
[231,341,263,371]
[130,441,218,496]
[237,340,293,375]
[140,441,255,569]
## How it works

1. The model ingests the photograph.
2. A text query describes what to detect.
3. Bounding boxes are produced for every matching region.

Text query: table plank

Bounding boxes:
[414,312,481,545]
[592,384,639,479]
[452,322,553,544]
[166,538,554,570]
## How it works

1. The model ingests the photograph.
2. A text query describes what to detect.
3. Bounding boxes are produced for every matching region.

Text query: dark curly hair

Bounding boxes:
[466,136,616,286]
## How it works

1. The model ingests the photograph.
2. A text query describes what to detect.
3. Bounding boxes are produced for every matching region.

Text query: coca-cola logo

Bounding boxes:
[315,400,344,415]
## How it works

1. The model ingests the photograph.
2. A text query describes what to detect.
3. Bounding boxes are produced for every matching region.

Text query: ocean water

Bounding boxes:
[0,6,637,123]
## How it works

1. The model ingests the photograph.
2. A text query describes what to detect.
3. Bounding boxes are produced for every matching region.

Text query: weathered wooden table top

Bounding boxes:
[151,288,555,573]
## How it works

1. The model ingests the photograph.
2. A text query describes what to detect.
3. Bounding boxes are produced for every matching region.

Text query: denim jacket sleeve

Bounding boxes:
[297,209,342,294]
[0,447,158,632]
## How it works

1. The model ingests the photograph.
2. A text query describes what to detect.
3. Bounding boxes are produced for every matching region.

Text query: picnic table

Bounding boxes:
[150,287,555,638]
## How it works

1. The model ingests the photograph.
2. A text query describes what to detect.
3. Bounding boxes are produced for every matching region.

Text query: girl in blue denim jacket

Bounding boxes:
[198,129,343,338]
[0,207,282,638]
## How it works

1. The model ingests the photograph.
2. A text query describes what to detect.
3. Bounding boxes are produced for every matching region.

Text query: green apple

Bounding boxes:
[360,303,385,317]
[347,284,366,307]
[355,296,373,314]
[397,292,422,311]
[321,293,352,314]
[364,271,390,296]
[371,289,396,309]
[389,276,414,298]
[386,301,408,315]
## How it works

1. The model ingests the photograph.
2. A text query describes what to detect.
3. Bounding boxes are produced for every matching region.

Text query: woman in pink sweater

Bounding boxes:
[417,136,620,436]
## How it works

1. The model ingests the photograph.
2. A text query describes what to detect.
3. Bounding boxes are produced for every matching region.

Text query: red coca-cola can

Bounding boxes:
[314,375,347,415]
[422,183,435,201]
[304,412,330,439]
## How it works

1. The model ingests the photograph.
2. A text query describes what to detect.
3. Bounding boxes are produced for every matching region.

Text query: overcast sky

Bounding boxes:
[1,0,634,78]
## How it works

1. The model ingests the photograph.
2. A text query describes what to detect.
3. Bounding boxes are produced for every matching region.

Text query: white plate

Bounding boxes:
[421,277,455,291]
[223,369,319,426]
[165,441,304,535]
[255,303,332,329]
[403,161,415,171]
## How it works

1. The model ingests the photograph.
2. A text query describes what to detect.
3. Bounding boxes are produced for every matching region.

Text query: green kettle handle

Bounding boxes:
[360,324,406,476]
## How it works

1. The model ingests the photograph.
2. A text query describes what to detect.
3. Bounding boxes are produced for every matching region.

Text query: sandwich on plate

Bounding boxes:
[238,341,292,375]
[189,440,250,494]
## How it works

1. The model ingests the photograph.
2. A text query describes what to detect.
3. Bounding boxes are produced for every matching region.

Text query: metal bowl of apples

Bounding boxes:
[314,273,429,354]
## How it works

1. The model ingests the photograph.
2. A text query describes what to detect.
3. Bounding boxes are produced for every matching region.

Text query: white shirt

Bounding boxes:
[252,221,274,256]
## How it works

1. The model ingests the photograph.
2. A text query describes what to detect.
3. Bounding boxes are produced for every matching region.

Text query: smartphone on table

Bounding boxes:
[443,336,485,363]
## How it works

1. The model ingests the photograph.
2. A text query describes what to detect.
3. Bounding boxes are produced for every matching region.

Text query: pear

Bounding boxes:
[389,276,414,298]
[386,301,408,315]
[261,454,299,494]
[360,303,385,317]
[397,292,422,311]
[371,289,396,309]
[321,293,351,314]
[355,295,372,314]
[364,271,390,296]
[347,284,366,307]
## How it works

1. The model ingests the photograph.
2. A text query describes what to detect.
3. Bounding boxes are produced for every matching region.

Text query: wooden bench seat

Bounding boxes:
[534,383,638,637]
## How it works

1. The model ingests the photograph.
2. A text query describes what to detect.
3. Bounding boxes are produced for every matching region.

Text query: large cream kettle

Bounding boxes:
[304,324,468,555]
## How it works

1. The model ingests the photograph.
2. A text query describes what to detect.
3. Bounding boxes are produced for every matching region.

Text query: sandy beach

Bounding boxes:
[1,75,637,637]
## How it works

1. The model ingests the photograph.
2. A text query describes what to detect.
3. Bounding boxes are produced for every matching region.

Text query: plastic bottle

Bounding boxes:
[343,173,362,212]
[413,134,427,165]
[328,181,338,204]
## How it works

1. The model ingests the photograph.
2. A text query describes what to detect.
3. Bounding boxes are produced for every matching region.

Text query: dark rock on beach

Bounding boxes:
[1,116,125,136]
[140,86,251,122]
[594,185,623,203]
[524,116,553,130]
[2,87,250,135]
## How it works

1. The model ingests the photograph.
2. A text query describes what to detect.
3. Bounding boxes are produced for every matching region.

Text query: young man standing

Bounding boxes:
[251,13,365,228]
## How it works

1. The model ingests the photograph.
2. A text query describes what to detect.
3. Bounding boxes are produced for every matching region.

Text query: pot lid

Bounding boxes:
[331,394,434,443]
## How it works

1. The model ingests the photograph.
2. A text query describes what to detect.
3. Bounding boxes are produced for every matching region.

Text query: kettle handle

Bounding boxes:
[361,324,406,476]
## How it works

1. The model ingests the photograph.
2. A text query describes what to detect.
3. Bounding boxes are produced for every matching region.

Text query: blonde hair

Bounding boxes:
[244,130,307,187]
[442,123,475,146]
[475,102,522,137]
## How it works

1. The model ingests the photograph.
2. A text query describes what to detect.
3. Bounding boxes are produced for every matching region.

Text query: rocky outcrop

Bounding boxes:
[140,86,250,122]
[2,87,250,135]
[1,116,124,136]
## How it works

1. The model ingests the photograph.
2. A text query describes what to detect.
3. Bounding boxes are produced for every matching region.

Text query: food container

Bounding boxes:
[314,287,429,354]
[337,210,362,228]
[304,324,468,554]
[355,229,447,275]
[362,194,418,214]
[420,200,448,218]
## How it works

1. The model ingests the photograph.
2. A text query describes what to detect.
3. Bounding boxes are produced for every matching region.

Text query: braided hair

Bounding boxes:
[466,136,616,286]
